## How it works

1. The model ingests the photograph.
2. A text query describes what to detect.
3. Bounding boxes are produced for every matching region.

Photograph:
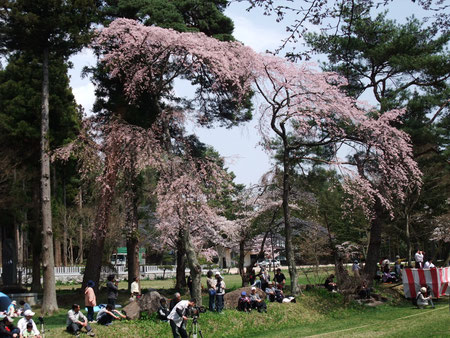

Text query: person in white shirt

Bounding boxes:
[66,304,95,336]
[17,310,41,338]
[130,276,140,300]
[416,287,435,309]
[167,299,196,338]
[215,273,226,313]
[414,250,424,268]
[423,259,435,269]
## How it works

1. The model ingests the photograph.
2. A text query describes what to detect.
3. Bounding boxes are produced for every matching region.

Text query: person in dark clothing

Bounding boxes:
[237,292,251,312]
[157,298,170,321]
[248,269,256,286]
[106,274,119,308]
[0,316,19,338]
[274,269,286,290]
[324,274,337,292]
[169,293,182,311]
[357,281,372,299]
[186,275,193,297]
[96,304,125,326]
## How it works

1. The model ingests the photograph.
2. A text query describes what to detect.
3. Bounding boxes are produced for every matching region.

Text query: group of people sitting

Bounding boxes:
[0,309,42,338]
[1,300,32,318]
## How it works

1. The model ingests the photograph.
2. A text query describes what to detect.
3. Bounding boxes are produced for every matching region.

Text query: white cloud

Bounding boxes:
[72,82,96,115]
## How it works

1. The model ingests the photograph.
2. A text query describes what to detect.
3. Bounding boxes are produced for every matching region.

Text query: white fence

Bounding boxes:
[0,265,185,283]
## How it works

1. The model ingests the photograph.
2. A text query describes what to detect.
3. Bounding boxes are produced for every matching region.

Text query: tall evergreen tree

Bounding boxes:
[0,0,97,313]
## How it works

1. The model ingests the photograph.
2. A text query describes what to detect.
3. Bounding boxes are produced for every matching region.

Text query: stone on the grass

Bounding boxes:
[123,291,166,319]
[224,287,266,309]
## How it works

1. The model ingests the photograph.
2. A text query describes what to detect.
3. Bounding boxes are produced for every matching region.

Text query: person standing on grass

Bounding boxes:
[130,277,141,300]
[215,272,226,313]
[206,270,216,312]
[167,298,196,338]
[274,268,286,289]
[66,304,95,336]
[415,250,424,269]
[106,274,119,308]
[352,260,361,278]
[85,280,96,322]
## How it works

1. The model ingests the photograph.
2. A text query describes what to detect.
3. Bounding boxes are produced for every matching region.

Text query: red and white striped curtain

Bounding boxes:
[402,267,450,298]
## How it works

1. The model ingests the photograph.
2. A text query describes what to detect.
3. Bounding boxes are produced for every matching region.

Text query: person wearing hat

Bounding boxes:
[237,291,251,312]
[416,287,435,309]
[352,260,361,278]
[249,287,266,313]
[215,272,226,313]
[17,310,40,338]
[0,316,19,337]
[85,280,97,322]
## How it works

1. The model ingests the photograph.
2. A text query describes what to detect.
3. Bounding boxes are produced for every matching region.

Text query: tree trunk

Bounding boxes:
[182,228,202,306]
[238,240,247,287]
[282,144,298,295]
[40,47,58,314]
[175,236,187,290]
[54,238,62,267]
[125,154,140,291]
[31,184,42,292]
[405,210,412,267]
[363,200,384,281]
[239,230,270,287]
[63,179,68,267]
[76,188,83,265]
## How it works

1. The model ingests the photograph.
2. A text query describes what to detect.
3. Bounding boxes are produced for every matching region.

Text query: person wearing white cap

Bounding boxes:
[17,309,41,337]
[215,272,226,313]
[249,287,266,313]
[416,287,435,309]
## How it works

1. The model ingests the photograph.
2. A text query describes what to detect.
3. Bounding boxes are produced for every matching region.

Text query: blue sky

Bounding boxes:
[68,1,436,187]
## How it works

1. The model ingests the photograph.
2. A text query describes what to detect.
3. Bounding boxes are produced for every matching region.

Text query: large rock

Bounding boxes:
[224,287,266,310]
[123,291,166,320]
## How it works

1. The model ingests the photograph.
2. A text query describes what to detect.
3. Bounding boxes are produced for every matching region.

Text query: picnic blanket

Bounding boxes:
[402,267,450,298]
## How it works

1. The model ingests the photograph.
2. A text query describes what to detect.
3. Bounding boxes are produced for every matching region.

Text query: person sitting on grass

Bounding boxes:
[357,280,372,299]
[22,322,36,337]
[157,298,170,322]
[169,293,182,311]
[265,282,277,302]
[96,304,126,326]
[249,287,267,313]
[324,274,337,292]
[274,269,286,290]
[237,292,251,312]
[18,301,31,316]
[66,304,95,337]
[0,316,19,337]
[6,301,17,318]
[17,310,40,338]
[416,287,435,309]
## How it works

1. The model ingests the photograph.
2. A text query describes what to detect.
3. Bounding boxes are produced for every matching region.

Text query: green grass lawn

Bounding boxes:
[23,270,449,337]
[34,288,449,338]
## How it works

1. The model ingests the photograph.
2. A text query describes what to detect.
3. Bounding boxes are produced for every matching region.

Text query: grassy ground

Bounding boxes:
[18,270,450,337]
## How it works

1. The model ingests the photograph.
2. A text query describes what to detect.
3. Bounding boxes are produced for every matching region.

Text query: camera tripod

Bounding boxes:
[188,316,203,338]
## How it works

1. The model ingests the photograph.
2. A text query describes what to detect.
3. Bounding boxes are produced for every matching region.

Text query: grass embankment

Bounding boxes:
[21,271,450,337]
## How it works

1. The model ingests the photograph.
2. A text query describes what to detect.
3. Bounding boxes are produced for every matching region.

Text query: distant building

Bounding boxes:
[111,247,146,266]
